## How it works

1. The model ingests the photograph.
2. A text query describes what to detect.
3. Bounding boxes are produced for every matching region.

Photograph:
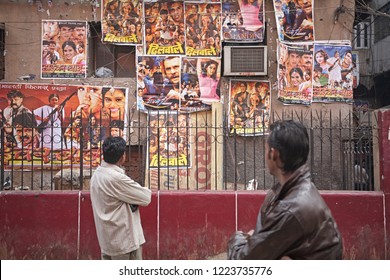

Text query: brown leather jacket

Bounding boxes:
[228,165,343,260]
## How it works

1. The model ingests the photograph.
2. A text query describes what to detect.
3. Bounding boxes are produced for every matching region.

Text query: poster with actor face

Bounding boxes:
[312,43,354,102]
[277,41,313,105]
[229,80,271,136]
[273,0,314,42]
[148,111,191,169]
[102,0,143,44]
[137,55,181,111]
[222,0,265,42]
[41,20,88,79]
[144,1,185,55]
[0,83,128,170]
[185,2,222,57]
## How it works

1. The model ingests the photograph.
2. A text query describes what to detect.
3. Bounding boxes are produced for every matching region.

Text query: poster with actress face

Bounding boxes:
[312,43,354,102]
[229,79,270,136]
[0,83,129,170]
[147,111,191,169]
[277,41,313,105]
[144,1,185,55]
[273,0,314,42]
[180,57,221,113]
[41,20,88,79]
[185,2,222,57]
[222,0,265,42]
[101,0,143,44]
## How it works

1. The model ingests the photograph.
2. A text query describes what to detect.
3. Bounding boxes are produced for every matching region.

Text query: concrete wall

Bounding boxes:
[0,190,387,260]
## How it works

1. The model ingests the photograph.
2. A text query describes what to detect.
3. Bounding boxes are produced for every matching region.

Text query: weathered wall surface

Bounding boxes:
[0,190,387,260]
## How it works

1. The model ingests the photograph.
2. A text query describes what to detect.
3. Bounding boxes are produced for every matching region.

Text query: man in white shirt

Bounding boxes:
[90,136,151,260]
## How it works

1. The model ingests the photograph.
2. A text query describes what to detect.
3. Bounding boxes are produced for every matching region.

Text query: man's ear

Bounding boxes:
[270,147,278,161]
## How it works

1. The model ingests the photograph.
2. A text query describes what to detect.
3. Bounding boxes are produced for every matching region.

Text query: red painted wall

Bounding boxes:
[0,190,386,259]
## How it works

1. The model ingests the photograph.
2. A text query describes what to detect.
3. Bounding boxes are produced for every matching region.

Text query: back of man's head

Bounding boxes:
[102,136,126,164]
[268,120,309,173]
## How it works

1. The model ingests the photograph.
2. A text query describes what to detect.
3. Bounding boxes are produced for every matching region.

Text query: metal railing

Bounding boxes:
[0,108,377,191]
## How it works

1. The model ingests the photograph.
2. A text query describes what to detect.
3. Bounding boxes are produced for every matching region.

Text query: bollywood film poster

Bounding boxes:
[185,2,222,57]
[144,1,185,55]
[277,41,313,105]
[102,0,143,44]
[313,43,354,102]
[0,83,128,170]
[229,80,271,136]
[273,0,314,42]
[137,55,181,111]
[147,111,191,169]
[41,20,88,79]
[222,0,265,42]
[180,57,221,112]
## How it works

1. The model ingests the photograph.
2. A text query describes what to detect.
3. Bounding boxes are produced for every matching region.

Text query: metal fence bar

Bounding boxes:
[0,108,378,192]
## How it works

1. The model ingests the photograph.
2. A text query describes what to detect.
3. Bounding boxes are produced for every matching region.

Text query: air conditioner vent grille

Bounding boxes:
[230,47,265,73]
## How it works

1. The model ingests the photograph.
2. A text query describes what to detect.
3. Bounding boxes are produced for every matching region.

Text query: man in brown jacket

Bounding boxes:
[228,120,343,259]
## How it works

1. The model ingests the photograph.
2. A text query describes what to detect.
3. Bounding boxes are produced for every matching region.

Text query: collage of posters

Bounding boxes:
[148,111,191,169]
[273,0,355,104]
[41,20,88,79]
[229,80,270,135]
[0,83,128,169]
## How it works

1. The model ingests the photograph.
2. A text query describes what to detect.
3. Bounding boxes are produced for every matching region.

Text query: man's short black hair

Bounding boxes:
[7,90,24,99]
[102,136,126,164]
[268,120,309,173]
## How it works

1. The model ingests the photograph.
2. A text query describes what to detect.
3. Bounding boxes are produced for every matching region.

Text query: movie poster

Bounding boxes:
[185,2,222,57]
[312,43,354,102]
[277,41,313,105]
[273,0,314,42]
[180,57,221,112]
[229,80,271,136]
[144,1,185,55]
[41,20,88,79]
[0,83,128,170]
[101,0,143,44]
[148,111,191,169]
[137,55,181,111]
[222,0,265,42]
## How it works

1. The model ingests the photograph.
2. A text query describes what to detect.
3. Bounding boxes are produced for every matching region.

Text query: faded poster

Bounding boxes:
[229,79,271,136]
[185,2,222,57]
[144,1,185,55]
[277,41,313,105]
[273,0,314,42]
[0,83,128,170]
[41,20,87,79]
[312,43,354,102]
[147,111,191,169]
[101,0,143,44]
[180,57,221,112]
[222,0,265,42]
[137,55,181,111]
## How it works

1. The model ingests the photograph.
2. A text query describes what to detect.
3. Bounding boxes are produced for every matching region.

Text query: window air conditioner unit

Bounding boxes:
[223,45,267,76]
